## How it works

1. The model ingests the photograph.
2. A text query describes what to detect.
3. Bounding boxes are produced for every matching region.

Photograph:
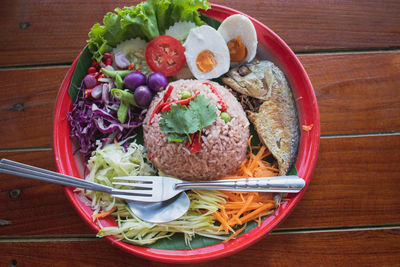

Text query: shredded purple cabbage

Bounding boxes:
[68,81,146,160]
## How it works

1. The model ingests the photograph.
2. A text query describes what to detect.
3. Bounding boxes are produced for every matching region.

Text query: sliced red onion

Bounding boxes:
[101,84,110,104]
[99,61,107,69]
[114,53,130,69]
[83,74,97,88]
[104,65,114,71]
[91,84,103,99]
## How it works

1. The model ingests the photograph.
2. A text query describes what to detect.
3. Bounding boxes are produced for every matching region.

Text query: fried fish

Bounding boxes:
[222,60,300,175]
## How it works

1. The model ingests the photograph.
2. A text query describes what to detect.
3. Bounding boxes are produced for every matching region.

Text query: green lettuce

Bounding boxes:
[87,0,210,62]
[153,0,210,34]
[88,1,158,61]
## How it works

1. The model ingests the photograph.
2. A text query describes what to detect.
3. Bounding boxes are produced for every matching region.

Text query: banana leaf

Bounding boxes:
[68,47,92,102]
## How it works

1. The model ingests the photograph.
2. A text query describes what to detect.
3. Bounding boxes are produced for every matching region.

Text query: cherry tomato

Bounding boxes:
[88,67,97,74]
[145,35,186,77]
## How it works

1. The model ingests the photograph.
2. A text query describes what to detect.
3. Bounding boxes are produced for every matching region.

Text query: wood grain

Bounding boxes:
[0,66,68,148]
[279,134,400,229]
[1,0,400,66]
[298,51,400,135]
[1,229,399,266]
[1,135,399,236]
[1,51,399,150]
[0,150,93,236]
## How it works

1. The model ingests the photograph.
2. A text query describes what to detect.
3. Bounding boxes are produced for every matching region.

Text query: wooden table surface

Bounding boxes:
[1,0,400,266]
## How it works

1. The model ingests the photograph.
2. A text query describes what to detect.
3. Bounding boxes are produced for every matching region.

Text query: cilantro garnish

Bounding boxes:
[159,95,217,143]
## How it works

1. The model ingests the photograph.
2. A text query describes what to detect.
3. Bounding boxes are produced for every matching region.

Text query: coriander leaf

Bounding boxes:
[160,104,199,135]
[159,95,218,143]
[188,95,217,129]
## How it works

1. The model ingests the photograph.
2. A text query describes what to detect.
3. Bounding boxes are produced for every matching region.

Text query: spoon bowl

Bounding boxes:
[127,192,190,223]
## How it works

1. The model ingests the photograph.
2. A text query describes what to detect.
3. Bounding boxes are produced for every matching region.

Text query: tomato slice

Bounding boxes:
[145,35,186,77]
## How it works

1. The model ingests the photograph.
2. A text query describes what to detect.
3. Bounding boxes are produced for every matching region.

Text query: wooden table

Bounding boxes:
[1,0,400,266]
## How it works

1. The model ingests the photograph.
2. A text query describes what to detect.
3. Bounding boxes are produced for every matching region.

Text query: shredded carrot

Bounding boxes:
[93,206,117,218]
[224,223,247,243]
[239,203,275,223]
[213,211,234,233]
[223,202,266,210]
[223,192,244,202]
[229,195,254,225]
[248,146,266,171]
[248,135,253,152]
[212,137,283,240]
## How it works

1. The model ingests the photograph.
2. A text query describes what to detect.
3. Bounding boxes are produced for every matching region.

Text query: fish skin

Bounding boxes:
[222,61,272,100]
[222,60,300,175]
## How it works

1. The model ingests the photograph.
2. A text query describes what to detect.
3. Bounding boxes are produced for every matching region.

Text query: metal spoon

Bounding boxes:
[127,192,190,223]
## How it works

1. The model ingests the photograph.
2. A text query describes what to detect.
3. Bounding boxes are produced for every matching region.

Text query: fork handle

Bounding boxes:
[175,176,305,193]
[0,158,113,194]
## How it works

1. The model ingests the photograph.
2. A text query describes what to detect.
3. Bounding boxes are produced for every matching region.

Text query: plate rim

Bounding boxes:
[52,3,320,263]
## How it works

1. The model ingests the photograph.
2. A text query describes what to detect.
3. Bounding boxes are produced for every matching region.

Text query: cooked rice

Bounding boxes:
[143,79,250,180]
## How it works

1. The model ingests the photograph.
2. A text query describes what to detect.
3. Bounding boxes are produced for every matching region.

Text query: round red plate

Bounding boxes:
[53,4,320,263]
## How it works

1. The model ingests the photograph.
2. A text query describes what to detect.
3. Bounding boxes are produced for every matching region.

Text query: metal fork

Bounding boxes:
[0,158,305,203]
[112,175,305,202]
[0,158,159,201]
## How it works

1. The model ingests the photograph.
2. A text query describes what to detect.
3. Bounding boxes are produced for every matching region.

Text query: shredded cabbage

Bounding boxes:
[98,190,227,245]
[82,141,228,245]
[83,141,156,215]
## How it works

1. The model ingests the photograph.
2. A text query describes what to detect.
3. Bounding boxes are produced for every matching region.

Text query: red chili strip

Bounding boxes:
[84,88,93,98]
[185,131,202,153]
[161,92,200,113]
[163,85,174,102]
[190,131,202,153]
[203,82,227,111]
[149,85,174,124]
[190,139,202,153]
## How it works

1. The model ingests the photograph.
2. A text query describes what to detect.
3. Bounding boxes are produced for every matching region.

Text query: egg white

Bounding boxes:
[217,14,258,64]
[183,25,230,80]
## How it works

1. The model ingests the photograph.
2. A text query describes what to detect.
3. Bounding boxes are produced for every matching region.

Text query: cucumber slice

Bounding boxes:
[165,21,197,43]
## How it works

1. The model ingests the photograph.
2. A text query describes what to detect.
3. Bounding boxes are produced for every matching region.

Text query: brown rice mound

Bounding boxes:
[143,79,250,181]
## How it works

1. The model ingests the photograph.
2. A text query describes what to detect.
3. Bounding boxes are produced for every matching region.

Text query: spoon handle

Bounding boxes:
[0,158,114,194]
[175,176,305,193]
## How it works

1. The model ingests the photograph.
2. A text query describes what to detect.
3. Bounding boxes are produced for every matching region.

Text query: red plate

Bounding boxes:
[53,4,320,263]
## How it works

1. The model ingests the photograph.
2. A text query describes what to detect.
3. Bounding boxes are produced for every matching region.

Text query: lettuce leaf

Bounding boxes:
[153,0,210,34]
[87,1,159,61]
[87,0,210,62]
[116,1,159,41]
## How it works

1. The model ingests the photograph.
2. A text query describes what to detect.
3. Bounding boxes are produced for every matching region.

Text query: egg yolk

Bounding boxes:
[196,50,217,73]
[227,35,247,62]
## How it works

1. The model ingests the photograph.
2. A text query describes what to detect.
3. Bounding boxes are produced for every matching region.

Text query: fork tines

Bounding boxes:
[111,176,156,201]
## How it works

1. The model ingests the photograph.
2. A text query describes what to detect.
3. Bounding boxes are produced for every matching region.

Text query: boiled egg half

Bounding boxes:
[183,25,230,80]
[218,14,258,64]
